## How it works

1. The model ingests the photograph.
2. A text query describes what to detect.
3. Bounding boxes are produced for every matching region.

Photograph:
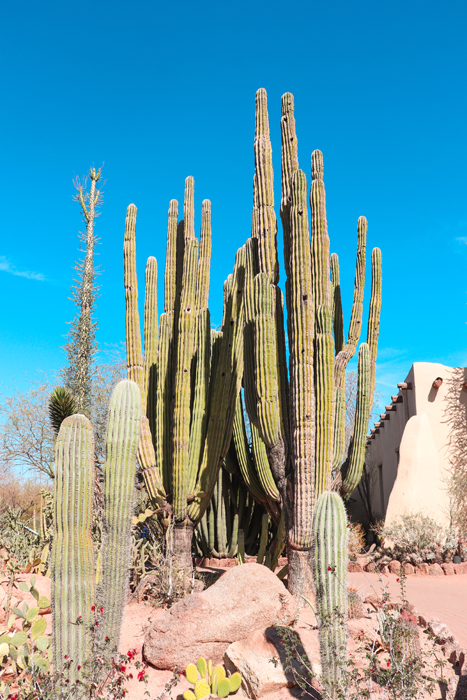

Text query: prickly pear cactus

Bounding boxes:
[183,657,242,699]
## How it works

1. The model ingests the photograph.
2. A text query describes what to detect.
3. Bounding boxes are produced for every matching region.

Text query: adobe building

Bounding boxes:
[348,362,467,534]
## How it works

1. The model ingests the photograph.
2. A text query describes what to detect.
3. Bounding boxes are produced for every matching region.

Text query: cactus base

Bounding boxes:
[287,549,315,605]
[172,521,195,572]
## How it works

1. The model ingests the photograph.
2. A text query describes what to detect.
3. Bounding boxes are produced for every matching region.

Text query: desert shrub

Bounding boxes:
[373,512,455,560]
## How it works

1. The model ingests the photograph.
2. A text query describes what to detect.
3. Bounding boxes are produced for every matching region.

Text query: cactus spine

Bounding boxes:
[124,177,245,570]
[313,492,348,699]
[241,89,382,599]
[51,380,142,684]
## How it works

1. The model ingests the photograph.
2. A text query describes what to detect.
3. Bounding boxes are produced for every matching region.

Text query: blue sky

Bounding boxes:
[1,0,467,413]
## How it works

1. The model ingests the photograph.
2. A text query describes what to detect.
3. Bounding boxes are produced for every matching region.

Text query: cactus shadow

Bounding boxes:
[266,625,322,699]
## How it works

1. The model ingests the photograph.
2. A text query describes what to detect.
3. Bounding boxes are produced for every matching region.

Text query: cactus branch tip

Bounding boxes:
[311,150,324,180]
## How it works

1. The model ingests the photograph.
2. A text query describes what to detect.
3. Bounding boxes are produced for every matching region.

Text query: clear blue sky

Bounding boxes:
[1,0,467,413]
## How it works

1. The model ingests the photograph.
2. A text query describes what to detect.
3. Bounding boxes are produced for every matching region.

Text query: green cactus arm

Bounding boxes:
[256,513,269,564]
[51,414,95,683]
[184,176,195,241]
[254,88,279,284]
[253,273,282,447]
[227,513,239,558]
[251,174,259,239]
[172,237,199,522]
[155,313,173,493]
[366,248,382,410]
[310,150,331,313]
[314,305,335,500]
[124,204,145,396]
[270,509,286,571]
[280,92,299,279]
[187,248,245,524]
[330,253,344,355]
[196,200,211,312]
[237,528,245,564]
[164,200,179,314]
[144,256,158,432]
[97,380,142,652]
[287,169,315,548]
[243,238,260,426]
[187,308,211,497]
[312,491,348,699]
[250,421,280,502]
[232,392,268,503]
[340,342,370,495]
[332,217,367,469]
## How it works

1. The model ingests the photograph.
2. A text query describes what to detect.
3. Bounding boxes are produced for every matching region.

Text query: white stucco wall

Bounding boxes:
[349,362,467,531]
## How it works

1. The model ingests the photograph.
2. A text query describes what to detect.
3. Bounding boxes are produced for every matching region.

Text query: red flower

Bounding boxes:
[137,670,145,681]
[387,662,390,667]
[91,605,96,611]
[105,636,110,642]
[99,606,104,614]
[64,655,68,659]
[396,578,400,582]
[95,621,99,627]
[77,665,81,670]
[328,566,332,571]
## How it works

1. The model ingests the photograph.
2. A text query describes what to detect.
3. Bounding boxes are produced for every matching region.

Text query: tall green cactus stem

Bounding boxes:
[312,491,348,700]
[341,343,370,495]
[314,306,335,497]
[330,254,344,355]
[144,256,158,436]
[97,380,142,651]
[254,88,279,285]
[332,217,367,469]
[51,414,95,686]
[123,204,165,504]
[366,248,382,411]
[310,150,331,313]
[241,89,382,602]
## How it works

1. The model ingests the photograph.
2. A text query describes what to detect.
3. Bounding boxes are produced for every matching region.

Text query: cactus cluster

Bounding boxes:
[124,177,245,569]
[184,657,242,699]
[51,380,141,684]
[239,89,382,597]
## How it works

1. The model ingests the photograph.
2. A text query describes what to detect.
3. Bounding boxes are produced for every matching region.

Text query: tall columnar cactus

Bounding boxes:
[97,380,141,651]
[242,89,382,599]
[124,177,245,570]
[51,380,142,684]
[312,491,349,700]
[51,414,95,685]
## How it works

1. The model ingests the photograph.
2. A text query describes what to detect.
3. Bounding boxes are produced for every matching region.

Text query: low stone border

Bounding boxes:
[349,556,467,575]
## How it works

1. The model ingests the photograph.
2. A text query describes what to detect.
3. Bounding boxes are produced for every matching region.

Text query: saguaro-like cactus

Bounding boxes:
[97,380,141,651]
[51,414,95,684]
[51,380,142,684]
[312,491,348,700]
[242,89,382,599]
[124,178,245,570]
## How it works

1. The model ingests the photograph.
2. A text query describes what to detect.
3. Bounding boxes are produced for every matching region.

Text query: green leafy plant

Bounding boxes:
[373,512,460,562]
[183,657,241,699]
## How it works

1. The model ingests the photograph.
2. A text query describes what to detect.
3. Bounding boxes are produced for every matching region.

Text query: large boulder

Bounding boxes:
[143,563,298,670]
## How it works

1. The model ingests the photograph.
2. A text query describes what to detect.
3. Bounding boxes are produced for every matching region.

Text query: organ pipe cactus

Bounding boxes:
[124,177,245,570]
[242,89,382,599]
[51,380,142,685]
[312,491,349,700]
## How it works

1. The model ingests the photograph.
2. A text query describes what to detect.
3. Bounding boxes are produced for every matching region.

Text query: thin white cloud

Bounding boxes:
[456,237,467,244]
[0,256,46,281]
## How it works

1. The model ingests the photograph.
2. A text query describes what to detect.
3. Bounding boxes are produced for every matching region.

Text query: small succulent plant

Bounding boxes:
[183,657,241,699]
